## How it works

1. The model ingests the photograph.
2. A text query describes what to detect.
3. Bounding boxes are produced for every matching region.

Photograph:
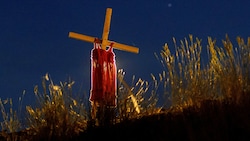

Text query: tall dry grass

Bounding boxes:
[25,73,88,140]
[0,91,25,141]
[116,69,162,122]
[1,34,250,140]
[155,34,250,110]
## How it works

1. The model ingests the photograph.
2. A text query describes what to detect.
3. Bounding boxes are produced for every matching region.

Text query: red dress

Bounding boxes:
[90,43,117,107]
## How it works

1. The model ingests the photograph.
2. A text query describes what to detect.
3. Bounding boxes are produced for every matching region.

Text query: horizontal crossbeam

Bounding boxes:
[69,32,139,54]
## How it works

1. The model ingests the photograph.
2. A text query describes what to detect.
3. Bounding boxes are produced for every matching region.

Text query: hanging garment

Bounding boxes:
[90,42,117,106]
[105,45,117,106]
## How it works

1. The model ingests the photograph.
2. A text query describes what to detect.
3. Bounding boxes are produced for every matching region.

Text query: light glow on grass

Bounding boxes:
[1,35,250,140]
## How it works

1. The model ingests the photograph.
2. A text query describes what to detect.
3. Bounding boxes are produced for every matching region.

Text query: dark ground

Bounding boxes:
[1,94,250,141]
[73,96,250,141]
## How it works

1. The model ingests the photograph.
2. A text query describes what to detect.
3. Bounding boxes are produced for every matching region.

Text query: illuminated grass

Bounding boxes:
[0,92,25,141]
[116,69,162,122]
[1,35,250,140]
[25,74,88,140]
[155,34,250,110]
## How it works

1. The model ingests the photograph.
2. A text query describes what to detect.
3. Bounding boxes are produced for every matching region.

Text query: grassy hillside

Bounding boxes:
[77,96,250,141]
[1,35,250,141]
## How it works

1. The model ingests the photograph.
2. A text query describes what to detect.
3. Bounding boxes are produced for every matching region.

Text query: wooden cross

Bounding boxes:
[68,8,139,53]
[68,8,139,124]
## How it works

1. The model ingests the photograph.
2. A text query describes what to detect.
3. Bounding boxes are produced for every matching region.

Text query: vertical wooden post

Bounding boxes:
[101,8,112,50]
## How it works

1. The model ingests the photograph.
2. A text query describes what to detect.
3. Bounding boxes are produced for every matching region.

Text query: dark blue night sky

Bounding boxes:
[1,0,250,109]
